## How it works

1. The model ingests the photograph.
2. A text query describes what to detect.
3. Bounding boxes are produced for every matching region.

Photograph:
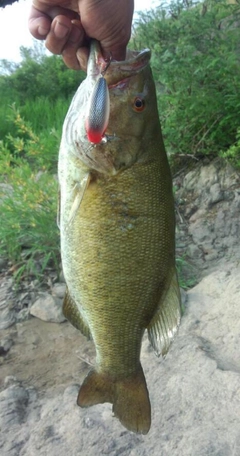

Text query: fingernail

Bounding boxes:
[38,26,49,37]
[54,21,70,39]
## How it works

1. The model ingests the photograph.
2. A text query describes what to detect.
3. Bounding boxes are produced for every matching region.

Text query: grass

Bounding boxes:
[176,256,198,290]
[0,107,60,283]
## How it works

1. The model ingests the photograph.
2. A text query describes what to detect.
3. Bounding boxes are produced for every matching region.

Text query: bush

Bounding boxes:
[0,108,60,281]
[220,126,240,168]
[133,0,240,164]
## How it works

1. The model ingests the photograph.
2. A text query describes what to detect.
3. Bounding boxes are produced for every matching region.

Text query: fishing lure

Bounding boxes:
[85,75,110,144]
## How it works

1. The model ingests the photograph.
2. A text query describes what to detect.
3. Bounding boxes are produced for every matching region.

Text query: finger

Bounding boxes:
[28,6,78,41]
[45,15,84,55]
[61,26,87,70]
[76,47,89,72]
[28,6,52,39]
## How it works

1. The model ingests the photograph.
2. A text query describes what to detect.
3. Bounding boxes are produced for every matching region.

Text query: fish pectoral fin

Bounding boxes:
[147,267,182,357]
[68,172,91,226]
[77,364,151,435]
[63,287,92,340]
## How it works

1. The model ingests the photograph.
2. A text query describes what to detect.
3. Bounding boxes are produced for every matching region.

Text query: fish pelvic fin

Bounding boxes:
[77,364,151,434]
[147,266,182,357]
[63,288,92,340]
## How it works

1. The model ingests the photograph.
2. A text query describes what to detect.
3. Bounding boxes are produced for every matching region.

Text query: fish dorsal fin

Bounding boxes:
[63,287,92,340]
[147,267,182,357]
[68,172,91,226]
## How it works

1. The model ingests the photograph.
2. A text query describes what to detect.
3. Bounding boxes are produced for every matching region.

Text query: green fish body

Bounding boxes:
[58,41,181,434]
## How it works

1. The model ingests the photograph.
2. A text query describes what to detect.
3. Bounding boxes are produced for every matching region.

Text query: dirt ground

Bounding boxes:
[0,316,95,394]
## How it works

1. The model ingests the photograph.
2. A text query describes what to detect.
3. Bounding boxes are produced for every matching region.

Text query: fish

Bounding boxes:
[58,40,181,435]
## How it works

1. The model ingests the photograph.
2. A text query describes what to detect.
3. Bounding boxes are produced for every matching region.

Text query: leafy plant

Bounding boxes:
[0,109,60,282]
[132,0,240,165]
[3,104,60,171]
[176,256,198,290]
[220,127,240,168]
[0,43,84,102]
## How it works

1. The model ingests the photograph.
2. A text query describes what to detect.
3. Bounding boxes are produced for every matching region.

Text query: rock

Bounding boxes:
[4,376,19,387]
[1,262,240,455]
[0,257,8,272]
[207,182,223,206]
[0,337,13,355]
[51,283,66,299]
[175,159,240,276]
[0,383,29,430]
[180,288,187,307]
[0,305,16,330]
[30,293,66,323]
[0,279,16,329]
[16,308,30,323]
[186,243,202,259]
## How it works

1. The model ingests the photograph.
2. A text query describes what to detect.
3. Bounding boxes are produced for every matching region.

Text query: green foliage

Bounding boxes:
[19,97,69,134]
[176,256,198,290]
[220,126,240,168]
[0,44,80,142]
[0,109,60,281]
[0,43,84,102]
[133,0,240,164]
[0,43,84,282]
[3,104,60,170]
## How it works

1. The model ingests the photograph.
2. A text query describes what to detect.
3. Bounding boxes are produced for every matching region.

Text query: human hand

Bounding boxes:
[28,0,134,71]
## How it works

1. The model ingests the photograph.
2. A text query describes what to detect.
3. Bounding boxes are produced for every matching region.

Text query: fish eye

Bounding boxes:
[133,97,145,112]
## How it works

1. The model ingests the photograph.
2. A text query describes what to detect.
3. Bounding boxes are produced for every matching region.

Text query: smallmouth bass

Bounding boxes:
[58,40,181,434]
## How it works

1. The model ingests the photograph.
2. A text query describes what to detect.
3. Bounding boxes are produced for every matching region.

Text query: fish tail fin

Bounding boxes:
[77,365,151,434]
[113,364,151,434]
[77,370,115,407]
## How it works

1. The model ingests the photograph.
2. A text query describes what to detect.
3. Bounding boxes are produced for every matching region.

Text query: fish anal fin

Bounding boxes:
[77,365,151,434]
[147,267,182,357]
[63,288,91,340]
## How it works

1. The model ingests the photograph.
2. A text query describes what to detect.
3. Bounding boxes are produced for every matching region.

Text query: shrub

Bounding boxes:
[0,108,60,281]
[133,0,240,164]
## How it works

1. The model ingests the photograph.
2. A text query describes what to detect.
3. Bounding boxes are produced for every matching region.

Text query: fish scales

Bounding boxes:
[64,160,173,371]
[58,40,181,434]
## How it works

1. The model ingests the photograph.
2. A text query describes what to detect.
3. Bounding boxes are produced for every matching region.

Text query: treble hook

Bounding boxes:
[101,53,112,77]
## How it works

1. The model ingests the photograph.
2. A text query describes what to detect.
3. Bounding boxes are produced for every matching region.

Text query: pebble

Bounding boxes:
[16,308,30,323]
[4,376,18,387]
[0,307,16,330]
[51,283,66,299]
[0,337,13,355]
[30,292,66,323]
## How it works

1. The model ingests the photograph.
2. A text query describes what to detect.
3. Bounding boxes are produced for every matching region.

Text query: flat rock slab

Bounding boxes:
[30,292,66,323]
[1,261,240,455]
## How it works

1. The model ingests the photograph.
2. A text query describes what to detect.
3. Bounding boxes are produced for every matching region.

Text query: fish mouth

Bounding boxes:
[87,40,151,87]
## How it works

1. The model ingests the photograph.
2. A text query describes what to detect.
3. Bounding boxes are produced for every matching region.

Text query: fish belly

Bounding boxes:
[61,155,174,374]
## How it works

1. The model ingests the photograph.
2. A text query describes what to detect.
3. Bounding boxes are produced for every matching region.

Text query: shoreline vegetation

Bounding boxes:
[0,0,239,285]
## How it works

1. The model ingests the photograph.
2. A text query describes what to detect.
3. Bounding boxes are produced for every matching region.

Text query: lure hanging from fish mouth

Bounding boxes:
[85,68,110,144]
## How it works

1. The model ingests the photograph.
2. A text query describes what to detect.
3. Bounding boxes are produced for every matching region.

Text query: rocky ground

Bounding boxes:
[0,159,240,456]
[175,158,240,276]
